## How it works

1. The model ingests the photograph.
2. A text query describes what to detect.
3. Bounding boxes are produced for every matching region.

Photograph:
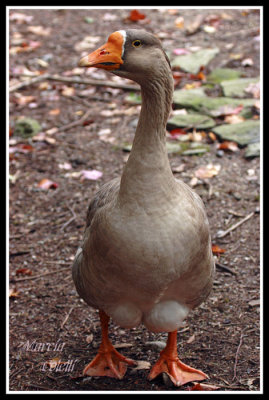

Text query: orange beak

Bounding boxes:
[78,31,124,71]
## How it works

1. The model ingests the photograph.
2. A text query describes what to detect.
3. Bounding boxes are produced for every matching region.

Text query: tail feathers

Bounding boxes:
[143,300,189,333]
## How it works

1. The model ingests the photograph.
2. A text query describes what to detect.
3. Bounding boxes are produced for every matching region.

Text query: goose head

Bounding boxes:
[78,29,171,85]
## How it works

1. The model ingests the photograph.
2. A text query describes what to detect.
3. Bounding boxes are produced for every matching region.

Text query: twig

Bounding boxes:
[215,262,237,276]
[60,306,75,329]
[60,204,77,231]
[220,27,259,39]
[9,73,50,92]
[12,266,71,282]
[233,329,246,382]
[55,108,92,133]
[215,212,255,239]
[9,73,139,92]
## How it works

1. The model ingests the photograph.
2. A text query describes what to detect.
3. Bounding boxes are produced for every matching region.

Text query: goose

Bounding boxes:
[73,29,215,387]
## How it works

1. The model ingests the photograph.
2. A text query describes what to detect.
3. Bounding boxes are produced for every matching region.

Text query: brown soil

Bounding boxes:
[9,8,261,393]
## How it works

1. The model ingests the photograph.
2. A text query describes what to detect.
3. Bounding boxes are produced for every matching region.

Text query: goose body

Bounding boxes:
[73,29,215,385]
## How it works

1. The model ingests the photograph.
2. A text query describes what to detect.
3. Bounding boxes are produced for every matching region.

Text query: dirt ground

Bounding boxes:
[9,8,261,393]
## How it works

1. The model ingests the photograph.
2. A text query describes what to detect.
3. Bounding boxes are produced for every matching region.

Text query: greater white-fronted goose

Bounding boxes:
[73,29,215,387]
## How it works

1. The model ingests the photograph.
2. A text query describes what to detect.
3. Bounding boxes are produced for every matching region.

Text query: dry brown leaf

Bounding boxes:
[13,94,36,105]
[86,334,94,344]
[212,244,226,255]
[61,86,75,97]
[208,132,217,142]
[194,163,221,179]
[16,268,32,276]
[248,299,260,307]
[217,141,239,152]
[244,82,260,99]
[27,25,51,36]
[49,108,61,116]
[224,114,245,124]
[175,16,184,29]
[127,10,146,21]
[38,178,58,190]
[9,12,33,24]
[187,334,195,344]
[9,288,20,298]
[133,360,151,370]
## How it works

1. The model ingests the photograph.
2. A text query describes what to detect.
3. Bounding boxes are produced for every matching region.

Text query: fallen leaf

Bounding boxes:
[10,40,41,54]
[49,108,60,116]
[216,141,239,152]
[167,9,179,15]
[63,67,85,76]
[169,128,187,137]
[74,36,101,52]
[82,119,94,126]
[248,299,260,307]
[187,334,195,344]
[244,82,260,99]
[212,244,226,255]
[27,25,51,36]
[128,10,146,21]
[103,13,117,21]
[64,171,82,179]
[46,127,59,135]
[194,163,221,179]
[9,144,34,154]
[13,94,36,105]
[80,170,103,181]
[38,178,58,190]
[12,66,40,76]
[175,16,184,29]
[86,334,94,344]
[9,288,20,298]
[211,104,244,117]
[58,162,72,170]
[204,14,222,28]
[183,81,202,90]
[98,128,111,136]
[208,132,217,141]
[190,382,220,391]
[9,12,33,24]
[229,53,243,60]
[32,132,56,144]
[61,86,75,97]
[16,268,32,276]
[133,360,151,370]
[99,136,116,143]
[9,171,20,184]
[173,48,190,56]
[46,357,63,369]
[224,114,245,124]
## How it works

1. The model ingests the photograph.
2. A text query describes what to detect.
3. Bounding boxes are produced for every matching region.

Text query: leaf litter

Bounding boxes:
[9,7,260,393]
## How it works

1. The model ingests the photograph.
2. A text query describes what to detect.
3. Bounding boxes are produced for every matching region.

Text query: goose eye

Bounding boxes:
[132,40,142,48]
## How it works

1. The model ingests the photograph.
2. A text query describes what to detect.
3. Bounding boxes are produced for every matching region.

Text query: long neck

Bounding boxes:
[118,66,179,213]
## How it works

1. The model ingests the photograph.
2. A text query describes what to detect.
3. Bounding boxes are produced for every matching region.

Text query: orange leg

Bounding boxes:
[148,330,208,387]
[83,310,135,379]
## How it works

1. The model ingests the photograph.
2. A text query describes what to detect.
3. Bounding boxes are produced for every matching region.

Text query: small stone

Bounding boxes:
[216,149,224,157]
